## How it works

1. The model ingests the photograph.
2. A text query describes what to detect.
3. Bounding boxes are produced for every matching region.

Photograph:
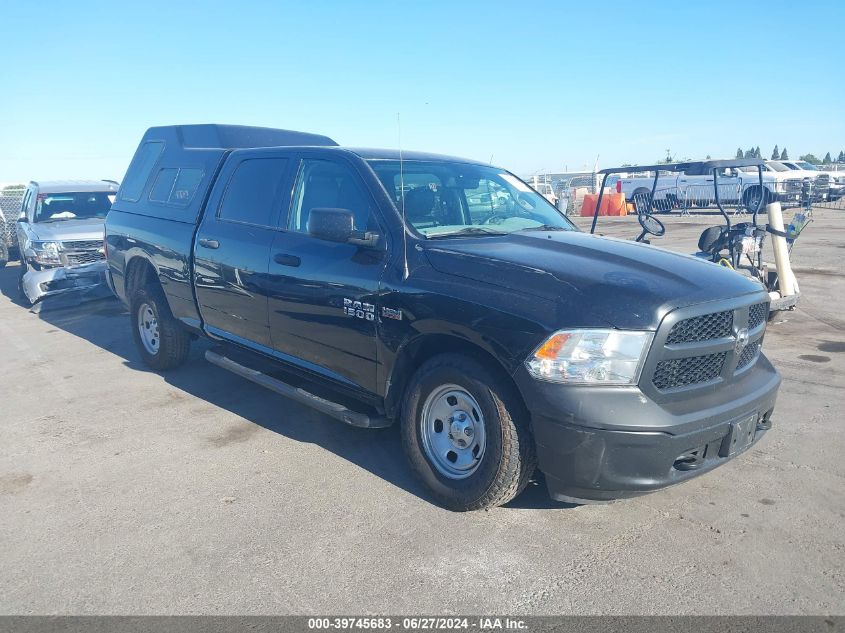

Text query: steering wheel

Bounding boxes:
[636,212,665,243]
[484,213,511,225]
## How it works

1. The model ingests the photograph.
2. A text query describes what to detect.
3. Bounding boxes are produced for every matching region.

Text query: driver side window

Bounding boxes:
[288,159,377,234]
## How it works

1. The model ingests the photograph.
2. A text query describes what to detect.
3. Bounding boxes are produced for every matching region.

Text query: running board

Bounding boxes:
[205,350,390,429]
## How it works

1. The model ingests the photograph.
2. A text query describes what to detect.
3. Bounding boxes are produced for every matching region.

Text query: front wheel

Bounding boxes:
[401,354,536,511]
[129,284,191,370]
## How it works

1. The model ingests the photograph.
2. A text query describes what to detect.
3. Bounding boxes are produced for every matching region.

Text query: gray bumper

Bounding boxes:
[22,261,109,305]
[515,354,781,503]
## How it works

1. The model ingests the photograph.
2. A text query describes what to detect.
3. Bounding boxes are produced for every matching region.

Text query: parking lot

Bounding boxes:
[0,209,843,615]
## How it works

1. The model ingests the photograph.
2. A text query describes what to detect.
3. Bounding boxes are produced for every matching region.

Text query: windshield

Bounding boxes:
[765,162,790,172]
[367,160,575,238]
[35,191,115,222]
[795,161,818,171]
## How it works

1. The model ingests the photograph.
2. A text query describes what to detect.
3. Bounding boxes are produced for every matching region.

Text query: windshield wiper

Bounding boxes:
[427,227,510,239]
[518,224,568,232]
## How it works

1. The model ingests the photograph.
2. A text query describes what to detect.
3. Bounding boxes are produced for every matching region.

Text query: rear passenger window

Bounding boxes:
[149,168,204,207]
[218,158,288,227]
[120,141,164,202]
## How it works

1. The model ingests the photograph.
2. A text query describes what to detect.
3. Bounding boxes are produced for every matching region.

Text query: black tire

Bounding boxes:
[18,258,29,301]
[401,353,536,511]
[129,283,191,370]
[743,186,773,213]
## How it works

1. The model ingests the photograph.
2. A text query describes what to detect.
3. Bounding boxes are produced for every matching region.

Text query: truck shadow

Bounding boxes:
[0,265,572,511]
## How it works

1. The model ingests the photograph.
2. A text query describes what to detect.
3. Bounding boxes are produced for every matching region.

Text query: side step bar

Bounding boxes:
[205,350,390,429]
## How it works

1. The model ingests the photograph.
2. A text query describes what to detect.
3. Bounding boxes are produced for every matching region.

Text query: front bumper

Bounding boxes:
[775,191,801,204]
[21,261,109,305]
[515,354,781,503]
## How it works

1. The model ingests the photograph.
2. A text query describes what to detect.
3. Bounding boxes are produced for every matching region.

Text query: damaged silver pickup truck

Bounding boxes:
[16,180,118,305]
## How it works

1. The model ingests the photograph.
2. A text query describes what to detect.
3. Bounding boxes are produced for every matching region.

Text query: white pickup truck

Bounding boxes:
[775,160,841,201]
[617,162,805,212]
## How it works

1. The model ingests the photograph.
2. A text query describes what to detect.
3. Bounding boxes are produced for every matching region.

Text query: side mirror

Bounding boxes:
[17,213,28,223]
[307,208,379,247]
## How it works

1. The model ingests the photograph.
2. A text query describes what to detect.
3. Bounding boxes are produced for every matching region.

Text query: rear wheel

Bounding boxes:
[401,354,536,511]
[129,284,190,370]
[743,186,772,213]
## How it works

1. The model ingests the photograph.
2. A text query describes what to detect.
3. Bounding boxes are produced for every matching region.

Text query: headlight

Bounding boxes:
[525,329,653,385]
[31,240,62,265]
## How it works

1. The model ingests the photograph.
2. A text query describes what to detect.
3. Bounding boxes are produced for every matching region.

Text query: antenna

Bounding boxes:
[398,112,409,280]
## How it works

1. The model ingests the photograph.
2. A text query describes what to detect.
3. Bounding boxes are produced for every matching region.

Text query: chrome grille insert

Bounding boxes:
[65,251,104,266]
[62,240,103,250]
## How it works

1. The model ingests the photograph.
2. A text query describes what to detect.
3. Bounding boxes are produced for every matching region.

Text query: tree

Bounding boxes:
[838,151,845,162]
[771,145,779,160]
[799,154,821,165]
[744,148,754,158]
[706,155,711,160]
[736,148,744,159]
[823,152,832,164]
[781,147,789,160]
[754,146,761,159]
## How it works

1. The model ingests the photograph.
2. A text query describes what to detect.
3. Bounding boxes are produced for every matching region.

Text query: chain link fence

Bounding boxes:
[0,185,25,262]
[627,176,844,215]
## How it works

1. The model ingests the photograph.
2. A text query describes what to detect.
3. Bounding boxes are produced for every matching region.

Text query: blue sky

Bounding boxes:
[1,0,843,182]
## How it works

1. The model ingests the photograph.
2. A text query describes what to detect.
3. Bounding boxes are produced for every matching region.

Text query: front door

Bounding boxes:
[194,153,292,349]
[266,157,387,394]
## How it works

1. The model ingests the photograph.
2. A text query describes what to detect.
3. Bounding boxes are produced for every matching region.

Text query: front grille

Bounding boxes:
[64,250,104,266]
[653,352,727,390]
[737,340,761,370]
[784,178,802,192]
[62,240,103,250]
[648,299,769,393]
[748,302,768,329]
[666,310,732,344]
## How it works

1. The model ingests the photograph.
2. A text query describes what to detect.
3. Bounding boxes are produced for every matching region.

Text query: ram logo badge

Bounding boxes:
[735,328,749,355]
[381,307,403,321]
[343,299,375,321]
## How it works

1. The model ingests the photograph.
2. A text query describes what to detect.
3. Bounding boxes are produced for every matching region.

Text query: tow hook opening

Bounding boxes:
[673,446,706,471]
[757,408,774,431]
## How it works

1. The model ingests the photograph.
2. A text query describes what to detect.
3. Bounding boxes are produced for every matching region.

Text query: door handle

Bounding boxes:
[198,238,220,249]
[274,253,301,267]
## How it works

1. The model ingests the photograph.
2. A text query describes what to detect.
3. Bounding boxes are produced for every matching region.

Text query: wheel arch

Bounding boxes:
[124,255,161,297]
[384,332,528,422]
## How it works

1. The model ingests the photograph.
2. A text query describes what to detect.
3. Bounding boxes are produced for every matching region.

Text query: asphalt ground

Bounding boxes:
[0,207,843,615]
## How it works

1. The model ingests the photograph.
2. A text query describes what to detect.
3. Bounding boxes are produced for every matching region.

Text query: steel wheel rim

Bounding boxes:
[137,302,160,355]
[420,383,486,479]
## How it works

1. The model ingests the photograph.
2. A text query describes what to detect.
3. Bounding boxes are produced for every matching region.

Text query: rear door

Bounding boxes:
[266,155,388,394]
[194,151,293,349]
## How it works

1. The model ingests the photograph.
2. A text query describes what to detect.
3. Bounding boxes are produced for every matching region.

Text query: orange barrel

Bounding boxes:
[579,193,627,217]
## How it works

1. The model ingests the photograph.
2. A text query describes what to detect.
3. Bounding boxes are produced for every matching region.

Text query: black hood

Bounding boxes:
[422,231,765,330]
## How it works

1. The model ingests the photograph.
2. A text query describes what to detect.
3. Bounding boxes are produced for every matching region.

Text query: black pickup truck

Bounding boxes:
[105,124,781,510]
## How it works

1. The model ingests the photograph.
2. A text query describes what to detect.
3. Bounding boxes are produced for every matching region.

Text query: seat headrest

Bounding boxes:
[403,187,435,219]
